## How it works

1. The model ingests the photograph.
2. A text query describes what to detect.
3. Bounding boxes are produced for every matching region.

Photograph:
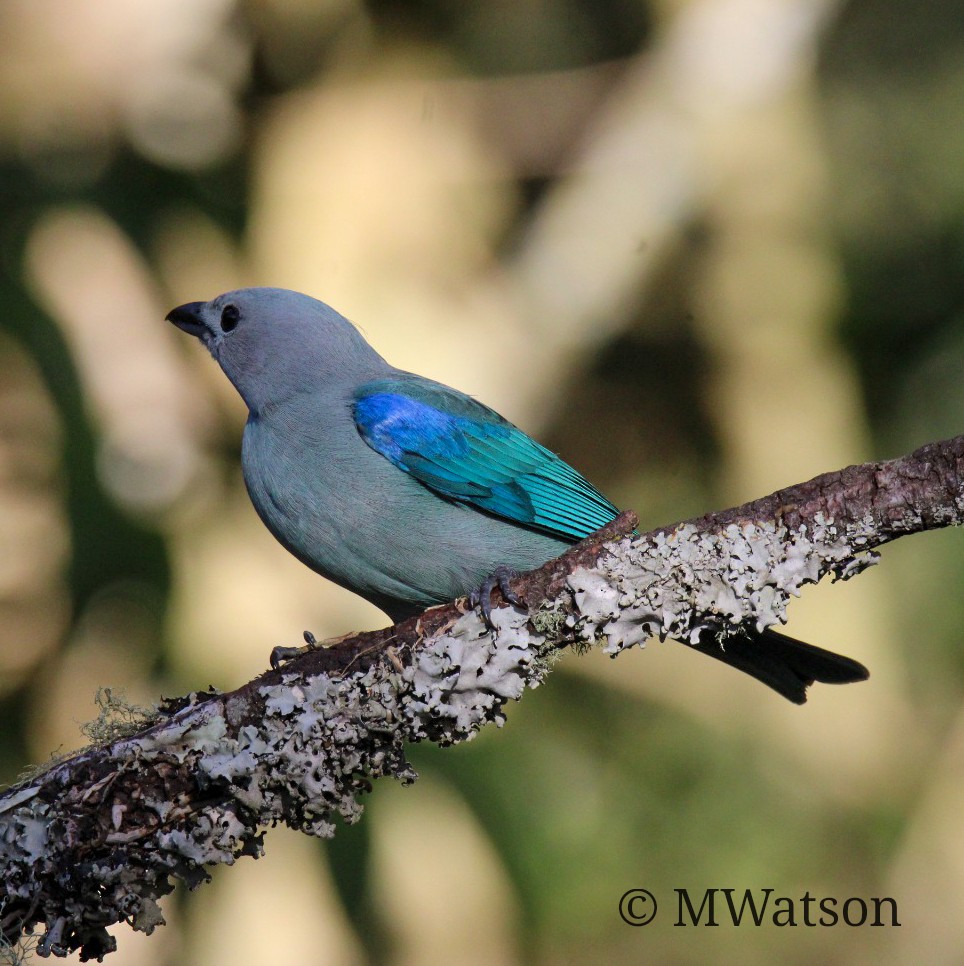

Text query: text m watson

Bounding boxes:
[675,889,900,927]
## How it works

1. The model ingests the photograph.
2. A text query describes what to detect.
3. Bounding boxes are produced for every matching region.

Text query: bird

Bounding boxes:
[167,287,868,703]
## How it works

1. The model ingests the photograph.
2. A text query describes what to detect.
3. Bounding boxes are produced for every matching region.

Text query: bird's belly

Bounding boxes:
[241,414,568,620]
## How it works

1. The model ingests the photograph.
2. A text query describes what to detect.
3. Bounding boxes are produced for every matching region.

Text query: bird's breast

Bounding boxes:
[239,392,570,617]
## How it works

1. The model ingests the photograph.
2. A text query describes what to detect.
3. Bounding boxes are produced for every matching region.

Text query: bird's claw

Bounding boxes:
[270,630,320,670]
[469,565,524,628]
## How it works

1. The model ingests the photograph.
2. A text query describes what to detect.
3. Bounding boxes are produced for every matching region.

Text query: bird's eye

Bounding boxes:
[220,304,240,332]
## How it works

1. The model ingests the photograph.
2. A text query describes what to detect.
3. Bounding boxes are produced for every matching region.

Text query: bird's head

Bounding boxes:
[167,287,387,412]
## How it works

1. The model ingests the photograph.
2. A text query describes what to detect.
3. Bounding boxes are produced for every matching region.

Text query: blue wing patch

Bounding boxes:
[353,377,619,541]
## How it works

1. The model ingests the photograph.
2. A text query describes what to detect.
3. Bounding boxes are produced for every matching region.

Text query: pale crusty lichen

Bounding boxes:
[404,606,548,741]
[568,518,878,654]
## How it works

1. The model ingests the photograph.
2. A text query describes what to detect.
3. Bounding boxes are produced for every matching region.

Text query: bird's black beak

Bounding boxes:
[166,302,207,338]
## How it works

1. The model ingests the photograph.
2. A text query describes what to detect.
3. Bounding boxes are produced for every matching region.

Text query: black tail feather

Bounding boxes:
[686,628,870,704]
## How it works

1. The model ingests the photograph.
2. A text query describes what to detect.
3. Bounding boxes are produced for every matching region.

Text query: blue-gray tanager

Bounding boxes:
[168,287,868,702]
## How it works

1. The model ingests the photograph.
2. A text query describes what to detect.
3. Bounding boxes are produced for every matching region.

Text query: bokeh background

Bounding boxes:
[2,0,964,962]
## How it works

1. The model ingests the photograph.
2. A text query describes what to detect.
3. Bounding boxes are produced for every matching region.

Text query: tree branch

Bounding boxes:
[2,435,963,960]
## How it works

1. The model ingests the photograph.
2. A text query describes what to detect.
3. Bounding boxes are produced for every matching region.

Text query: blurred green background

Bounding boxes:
[2,0,964,962]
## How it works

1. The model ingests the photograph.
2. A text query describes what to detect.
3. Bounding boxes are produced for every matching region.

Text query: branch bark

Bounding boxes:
[2,435,963,960]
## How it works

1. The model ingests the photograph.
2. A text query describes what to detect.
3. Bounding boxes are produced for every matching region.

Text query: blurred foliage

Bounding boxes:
[364,0,652,73]
[1,0,964,963]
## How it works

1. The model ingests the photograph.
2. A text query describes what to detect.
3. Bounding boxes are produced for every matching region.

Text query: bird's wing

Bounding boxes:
[353,377,619,541]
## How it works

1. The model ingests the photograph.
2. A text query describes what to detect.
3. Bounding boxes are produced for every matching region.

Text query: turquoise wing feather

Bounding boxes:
[353,377,618,541]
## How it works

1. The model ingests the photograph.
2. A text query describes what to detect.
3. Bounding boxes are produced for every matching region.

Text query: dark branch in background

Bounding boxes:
[1,435,962,961]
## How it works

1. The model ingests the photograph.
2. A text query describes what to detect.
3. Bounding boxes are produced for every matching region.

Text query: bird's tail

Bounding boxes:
[688,628,869,704]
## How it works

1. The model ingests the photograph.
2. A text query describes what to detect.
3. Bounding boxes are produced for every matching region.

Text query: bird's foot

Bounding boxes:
[270,630,322,670]
[469,565,525,628]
